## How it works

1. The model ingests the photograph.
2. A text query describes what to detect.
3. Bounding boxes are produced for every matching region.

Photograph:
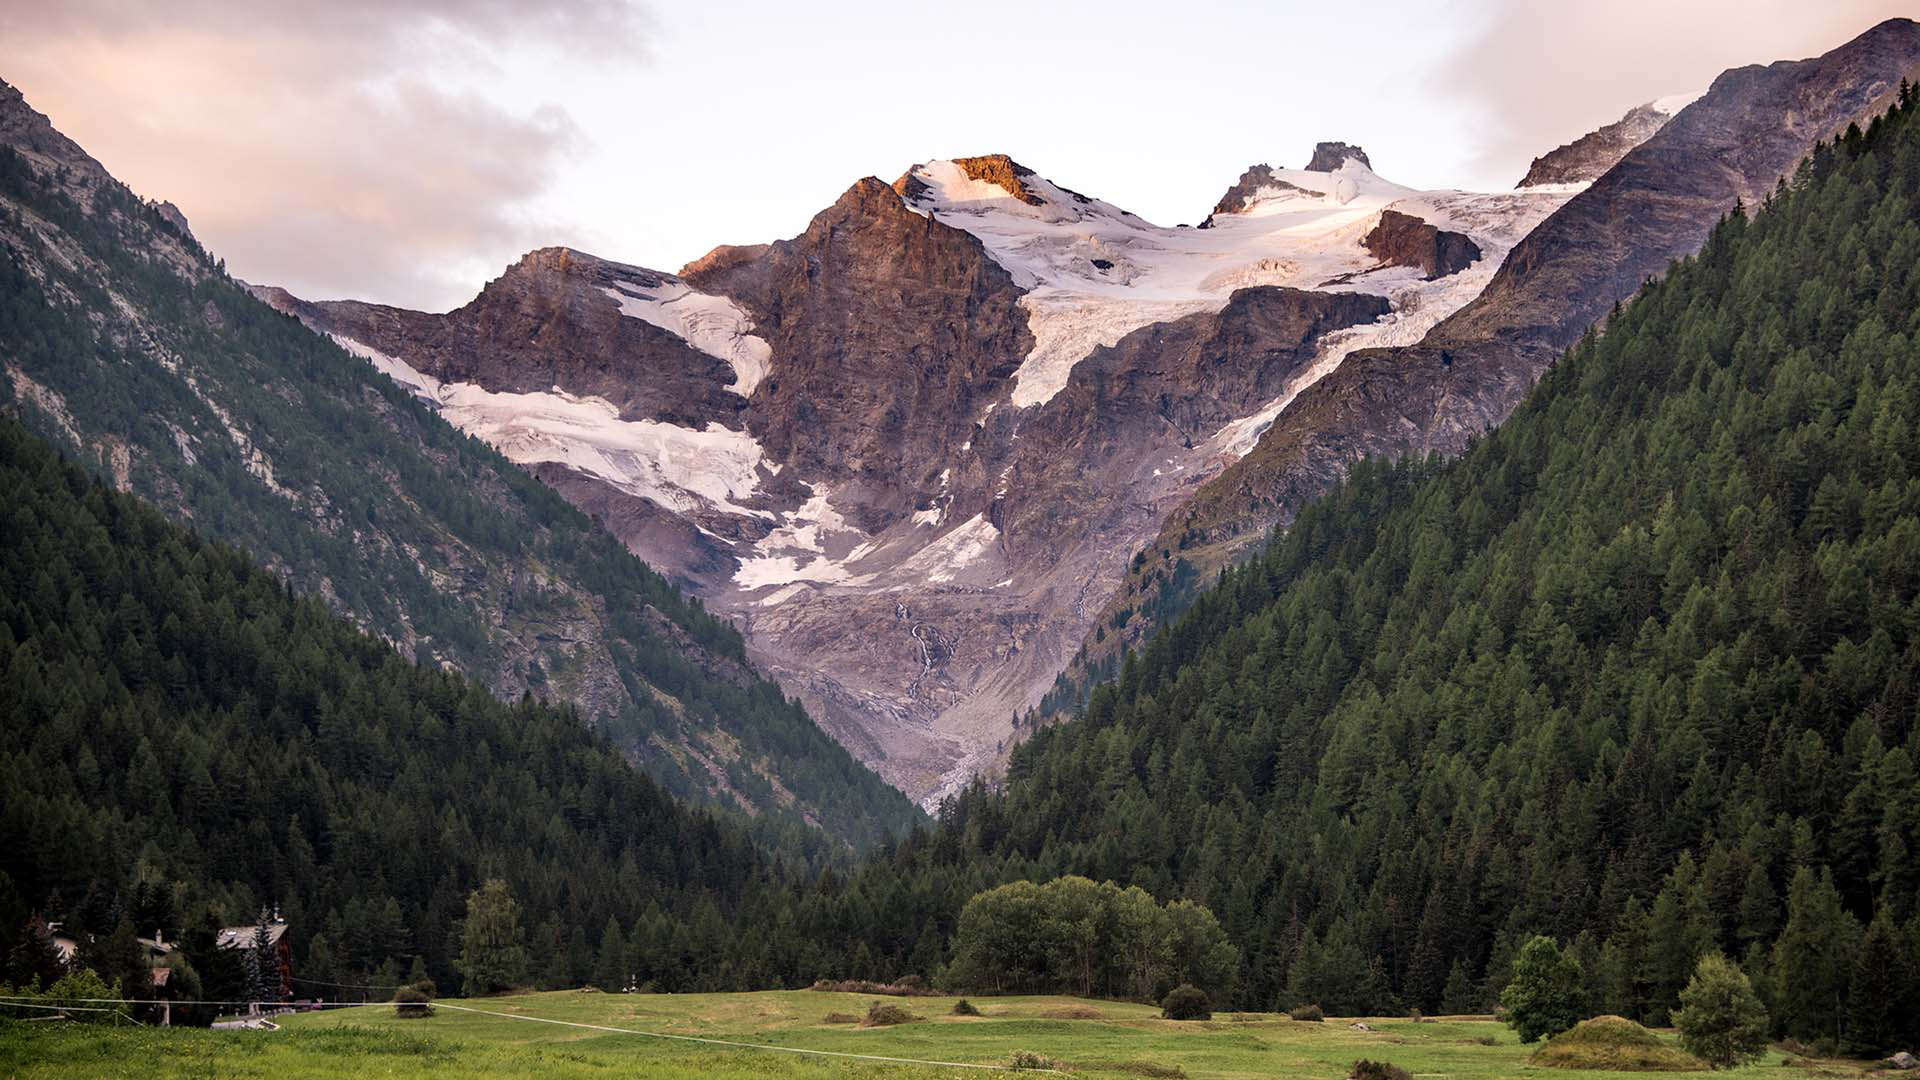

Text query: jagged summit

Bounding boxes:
[1305,141,1371,171]
[1516,96,1696,188]
[892,154,1105,221]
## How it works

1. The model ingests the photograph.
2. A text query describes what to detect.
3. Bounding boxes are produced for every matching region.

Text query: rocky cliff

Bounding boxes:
[1517,97,1690,188]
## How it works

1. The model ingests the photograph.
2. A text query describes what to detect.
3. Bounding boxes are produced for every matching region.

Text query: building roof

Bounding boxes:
[216,922,289,950]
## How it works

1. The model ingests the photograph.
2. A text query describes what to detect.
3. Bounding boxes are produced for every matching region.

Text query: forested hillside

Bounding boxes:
[0,416,808,995]
[0,79,916,843]
[818,86,1920,1050]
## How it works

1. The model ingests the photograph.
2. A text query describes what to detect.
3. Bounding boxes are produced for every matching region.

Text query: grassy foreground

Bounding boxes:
[0,989,1867,1079]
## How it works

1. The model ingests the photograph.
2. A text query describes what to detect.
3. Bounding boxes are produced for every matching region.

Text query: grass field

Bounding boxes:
[0,989,1873,1080]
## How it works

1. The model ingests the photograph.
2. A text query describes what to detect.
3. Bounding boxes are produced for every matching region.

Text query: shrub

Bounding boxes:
[1160,984,1211,1020]
[1009,1050,1057,1070]
[808,978,938,997]
[821,1012,860,1024]
[951,998,981,1016]
[1501,936,1587,1043]
[1530,1015,1707,1071]
[1289,1004,1325,1022]
[1672,955,1768,1069]
[392,987,433,1019]
[1352,1060,1413,1080]
[861,1001,922,1027]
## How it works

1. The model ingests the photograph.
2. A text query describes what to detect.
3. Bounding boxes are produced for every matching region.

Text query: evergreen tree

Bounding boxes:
[456,880,528,997]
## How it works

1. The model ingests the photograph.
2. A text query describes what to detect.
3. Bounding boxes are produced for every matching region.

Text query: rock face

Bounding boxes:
[1519,99,1684,188]
[1088,17,1920,674]
[1199,163,1312,226]
[0,77,920,842]
[1361,210,1482,279]
[683,176,1031,532]
[259,249,748,431]
[256,19,1920,806]
[275,151,1520,803]
[1305,141,1371,171]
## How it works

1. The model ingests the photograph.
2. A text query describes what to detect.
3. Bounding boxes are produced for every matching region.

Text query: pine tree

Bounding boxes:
[1770,867,1860,1049]
[456,880,528,997]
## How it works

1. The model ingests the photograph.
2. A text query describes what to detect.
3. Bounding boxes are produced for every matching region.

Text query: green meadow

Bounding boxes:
[0,990,1876,1080]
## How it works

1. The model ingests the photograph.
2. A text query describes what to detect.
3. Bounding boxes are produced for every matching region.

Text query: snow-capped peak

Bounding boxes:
[891,148,1577,410]
[896,154,1141,230]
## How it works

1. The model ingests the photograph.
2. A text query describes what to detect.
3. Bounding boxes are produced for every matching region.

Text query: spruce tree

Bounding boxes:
[456,880,528,997]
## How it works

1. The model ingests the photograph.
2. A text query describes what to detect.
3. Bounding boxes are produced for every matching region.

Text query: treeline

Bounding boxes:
[0,121,918,844]
[769,84,1920,1052]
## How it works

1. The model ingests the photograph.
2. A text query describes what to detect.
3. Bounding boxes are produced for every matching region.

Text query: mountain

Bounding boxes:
[1090,18,1920,676]
[1517,93,1698,188]
[271,147,1577,806]
[0,413,783,997]
[820,82,1920,1043]
[0,79,918,844]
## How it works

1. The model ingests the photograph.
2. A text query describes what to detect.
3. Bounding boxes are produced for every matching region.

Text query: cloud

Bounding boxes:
[0,0,648,309]
[1430,0,1917,188]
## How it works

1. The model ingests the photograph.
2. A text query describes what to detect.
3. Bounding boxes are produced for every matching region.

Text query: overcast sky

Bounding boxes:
[0,0,1911,311]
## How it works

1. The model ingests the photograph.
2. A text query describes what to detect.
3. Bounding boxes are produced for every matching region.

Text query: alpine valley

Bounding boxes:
[253,20,1920,807]
[5,6,1920,1068]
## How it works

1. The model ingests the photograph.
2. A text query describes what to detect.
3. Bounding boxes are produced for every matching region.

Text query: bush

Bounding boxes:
[1530,1016,1707,1071]
[392,987,432,1019]
[1160,984,1211,1021]
[821,1012,860,1024]
[808,978,938,997]
[860,1001,923,1027]
[1289,1004,1325,1022]
[1009,1050,1057,1070]
[951,998,981,1016]
[1672,955,1768,1069]
[1352,1060,1413,1080]
[1501,936,1587,1043]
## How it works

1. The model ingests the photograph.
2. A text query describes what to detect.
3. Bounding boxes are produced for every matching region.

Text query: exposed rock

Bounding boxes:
[154,200,191,237]
[259,248,747,431]
[1888,1052,1917,1070]
[1361,210,1482,279]
[1101,17,1920,667]
[1198,163,1316,227]
[1519,99,1681,188]
[951,154,1045,205]
[1305,141,1371,171]
[684,176,1031,533]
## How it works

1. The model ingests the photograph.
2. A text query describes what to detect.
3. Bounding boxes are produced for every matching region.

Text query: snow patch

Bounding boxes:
[1206,185,1581,459]
[905,155,1555,410]
[603,279,772,396]
[337,333,770,519]
[896,514,1001,584]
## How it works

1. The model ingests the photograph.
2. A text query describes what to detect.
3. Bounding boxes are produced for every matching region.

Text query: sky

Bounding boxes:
[0,0,1912,311]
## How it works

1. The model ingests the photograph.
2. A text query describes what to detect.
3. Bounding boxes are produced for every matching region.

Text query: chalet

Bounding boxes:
[216,911,293,1001]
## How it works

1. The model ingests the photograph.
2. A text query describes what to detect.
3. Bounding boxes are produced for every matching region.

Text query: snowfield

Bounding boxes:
[602,278,772,396]
[898,156,1584,415]
[333,334,772,519]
